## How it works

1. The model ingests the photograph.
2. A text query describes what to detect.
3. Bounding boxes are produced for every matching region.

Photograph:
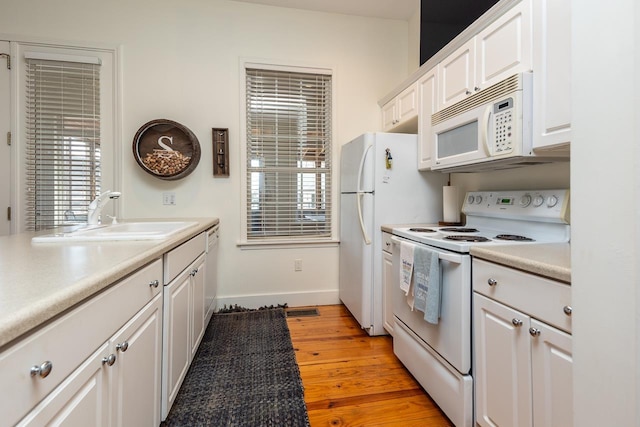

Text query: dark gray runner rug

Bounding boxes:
[163,308,310,427]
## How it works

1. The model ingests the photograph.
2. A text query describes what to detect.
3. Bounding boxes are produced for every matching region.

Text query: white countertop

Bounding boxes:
[0,218,218,349]
[470,243,571,283]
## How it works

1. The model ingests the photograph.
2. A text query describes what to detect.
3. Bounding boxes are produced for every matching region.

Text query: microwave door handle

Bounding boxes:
[481,105,492,155]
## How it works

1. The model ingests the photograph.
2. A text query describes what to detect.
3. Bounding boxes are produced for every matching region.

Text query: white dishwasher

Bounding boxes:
[205,224,219,326]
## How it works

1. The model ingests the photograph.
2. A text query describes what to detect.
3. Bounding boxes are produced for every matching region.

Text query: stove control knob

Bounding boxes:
[519,194,532,207]
[474,196,483,204]
[546,195,559,208]
[533,195,544,207]
[467,195,475,205]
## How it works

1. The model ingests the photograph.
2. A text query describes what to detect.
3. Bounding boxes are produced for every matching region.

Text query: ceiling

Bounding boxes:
[229,0,420,20]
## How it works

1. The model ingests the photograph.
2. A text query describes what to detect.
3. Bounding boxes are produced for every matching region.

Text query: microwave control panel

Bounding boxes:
[492,97,514,153]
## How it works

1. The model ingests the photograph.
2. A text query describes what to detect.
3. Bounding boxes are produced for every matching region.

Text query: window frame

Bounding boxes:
[12,41,120,233]
[239,59,338,247]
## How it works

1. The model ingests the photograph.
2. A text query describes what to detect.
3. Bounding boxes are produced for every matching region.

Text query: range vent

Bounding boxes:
[432,73,524,125]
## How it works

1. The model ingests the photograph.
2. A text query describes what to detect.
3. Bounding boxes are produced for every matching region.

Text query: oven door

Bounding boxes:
[390,236,472,374]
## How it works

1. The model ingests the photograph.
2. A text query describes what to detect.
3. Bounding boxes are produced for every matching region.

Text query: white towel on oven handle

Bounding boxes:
[399,241,414,296]
[412,245,441,324]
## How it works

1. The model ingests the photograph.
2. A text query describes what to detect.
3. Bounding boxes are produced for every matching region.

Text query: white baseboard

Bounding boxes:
[215,289,340,310]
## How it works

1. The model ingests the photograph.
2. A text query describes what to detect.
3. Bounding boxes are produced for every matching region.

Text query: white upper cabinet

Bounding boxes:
[381,82,419,133]
[438,39,476,109]
[438,0,532,111]
[476,0,532,89]
[532,0,571,151]
[417,68,438,170]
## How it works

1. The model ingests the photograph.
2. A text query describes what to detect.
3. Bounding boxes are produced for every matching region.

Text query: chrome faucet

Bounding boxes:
[87,191,121,225]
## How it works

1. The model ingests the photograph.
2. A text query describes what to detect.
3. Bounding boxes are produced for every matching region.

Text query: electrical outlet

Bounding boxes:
[294,259,302,271]
[162,192,176,205]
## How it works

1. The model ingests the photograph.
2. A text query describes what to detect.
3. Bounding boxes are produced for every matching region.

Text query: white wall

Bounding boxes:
[0,0,410,307]
[572,1,639,425]
[408,5,421,73]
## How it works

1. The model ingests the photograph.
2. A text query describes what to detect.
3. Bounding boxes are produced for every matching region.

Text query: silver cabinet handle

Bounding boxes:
[465,90,472,95]
[474,86,481,91]
[563,305,572,316]
[529,327,541,337]
[512,318,523,327]
[116,341,129,352]
[30,361,53,378]
[102,354,116,366]
[149,279,159,288]
[190,268,199,277]
[487,278,497,286]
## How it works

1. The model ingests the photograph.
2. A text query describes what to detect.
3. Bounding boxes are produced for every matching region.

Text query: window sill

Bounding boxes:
[237,239,339,250]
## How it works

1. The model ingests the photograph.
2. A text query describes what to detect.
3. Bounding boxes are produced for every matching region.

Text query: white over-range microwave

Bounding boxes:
[431,72,565,172]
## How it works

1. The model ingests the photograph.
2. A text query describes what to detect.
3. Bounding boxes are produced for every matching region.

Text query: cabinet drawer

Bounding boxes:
[164,232,206,284]
[382,232,393,254]
[473,258,571,333]
[0,258,162,427]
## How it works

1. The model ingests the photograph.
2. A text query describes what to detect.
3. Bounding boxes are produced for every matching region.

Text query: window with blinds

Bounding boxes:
[25,57,101,231]
[246,67,332,240]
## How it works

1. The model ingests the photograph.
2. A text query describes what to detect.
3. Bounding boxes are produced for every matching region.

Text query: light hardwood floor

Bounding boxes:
[287,304,454,427]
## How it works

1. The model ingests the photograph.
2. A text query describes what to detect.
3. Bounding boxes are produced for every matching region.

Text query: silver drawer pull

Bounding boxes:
[190,268,199,277]
[529,327,541,337]
[563,305,572,316]
[149,279,159,288]
[30,361,53,378]
[102,354,116,366]
[512,318,523,327]
[487,278,498,286]
[116,341,129,352]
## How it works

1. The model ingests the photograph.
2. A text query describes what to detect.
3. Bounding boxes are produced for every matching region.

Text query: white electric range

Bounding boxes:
[389,189,570,427]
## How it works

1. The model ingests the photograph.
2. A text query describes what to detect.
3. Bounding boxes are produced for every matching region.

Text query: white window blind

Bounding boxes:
[246,67,332,240]
[25,58,101,231]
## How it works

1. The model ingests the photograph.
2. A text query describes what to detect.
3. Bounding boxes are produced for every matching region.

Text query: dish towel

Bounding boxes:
[412,245,442,324]
[399,241,414,296]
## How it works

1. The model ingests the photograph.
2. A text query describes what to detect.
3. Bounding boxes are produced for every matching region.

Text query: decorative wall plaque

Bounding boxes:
[212,128,229,177]
[133,119,201,180]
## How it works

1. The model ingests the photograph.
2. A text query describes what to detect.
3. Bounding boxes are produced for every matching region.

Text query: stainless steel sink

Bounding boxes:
[32,221,199,242]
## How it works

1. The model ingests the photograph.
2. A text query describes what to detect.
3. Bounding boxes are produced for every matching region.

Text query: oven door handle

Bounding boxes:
[390,236,463,265]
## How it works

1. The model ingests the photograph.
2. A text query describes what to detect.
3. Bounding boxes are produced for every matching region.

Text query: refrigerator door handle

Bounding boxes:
[356,192,371,245]
[356,143,373,245]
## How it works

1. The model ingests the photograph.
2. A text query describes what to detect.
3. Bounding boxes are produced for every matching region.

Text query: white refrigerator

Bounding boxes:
[339,132,448,335]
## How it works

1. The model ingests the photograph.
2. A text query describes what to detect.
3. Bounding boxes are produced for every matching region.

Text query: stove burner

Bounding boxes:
[408,227,437,233]
[439,227,479,233]
[495,234,535,242]
[444,235,491,242]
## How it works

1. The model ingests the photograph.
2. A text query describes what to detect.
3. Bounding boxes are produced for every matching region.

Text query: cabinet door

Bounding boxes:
[530,319,573,427]
[112,293,163,427]
[438,38,475,109]
[191,255,207,356]
[396,83,418,125]
[381,100,397,131]
[382,248,394,335]
[474,293,533,427]
[162,272,191,419]
[16,343,110,427]
[532,0,571,150]
[418,68,437,170]
[476,0,532,90]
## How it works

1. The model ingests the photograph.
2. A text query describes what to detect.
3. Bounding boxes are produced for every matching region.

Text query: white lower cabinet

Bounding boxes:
[473,258,572,427]
[161,232,207,420]
[7,259,164,427]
